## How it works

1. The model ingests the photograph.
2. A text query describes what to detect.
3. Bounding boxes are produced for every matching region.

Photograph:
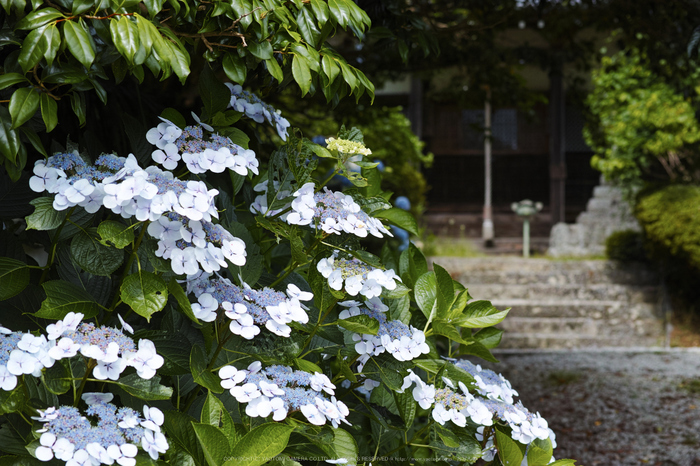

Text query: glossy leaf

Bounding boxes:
[373,208,418,236]
[0,73,27,91]
[36,280,99,319]
[292,54,312,96]
[9,87,40,129]
[199,64,230,118]
[414,271,437,320]
[42,24,60,66]
[452,300,509,328]
[63,20,95,69]
[120,271,168,321]
[17,27,45,72]
[0,257,29,301]
[40,93,57,132]
[16,8,63,29]
[222,53,247,84]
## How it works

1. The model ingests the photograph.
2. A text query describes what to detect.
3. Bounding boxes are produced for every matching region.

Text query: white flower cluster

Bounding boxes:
[34,393,168,465]
[317,252,400,299]
[249,179,292,217]
[29,151,247,277]
[325,137,372,156]
[186,273,312,338]
[147,118,259,175]
[219,362,349,427]
[226,83,291,140]
[337,299,429,371]
[0,326,55,391]
[286,183,392,238]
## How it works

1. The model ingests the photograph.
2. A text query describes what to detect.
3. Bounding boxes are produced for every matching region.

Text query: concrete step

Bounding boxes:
[466,283,658,303]
[497,316,664,339]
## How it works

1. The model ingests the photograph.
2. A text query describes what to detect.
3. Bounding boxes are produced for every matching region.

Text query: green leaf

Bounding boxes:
[414,271,437,320]
[161,108,186,128]
[19,126,46,157]
[163,411,206,466]
[222,53,247,84]
[201,391,225,426]
[224,423,294,466]
[265,57,283,84]
[63,20,95,69]
[527,437,553,466]
[9,87,40,129]
[247,40,273,60]
[42,24,61,66]
[41,360,70,395]
[452,300,509,328]
[167,278,199,324]
[321,54,339,83]
[292,54,312,97]
[548,460,577,466]
[328,0,350,27]
[473,327,503,349]
[373,208,418,236]
[16,8,63,29]
[496,429,524,466]
[39,93,57,132]
[192,423,230,466]
[0,106,20,163]
[120,271,168,321]
[295,358,323,374]
[70,91,86,126]
[190,345,223,393]
[297,6,321,47]
[392,390,416,428]
[432,320,471,345]
[0,73,27,91]
[433,263,454,318]
[26,197,64,230]
[338,314,379,335]
[363,356,402,390]
[17,27,45,72]
[113,373,173,400]
[71,228,124,276]
[110,16,139,63]
[329,428,358,465]
[36,280,99,319]
[71,0,94,15]
[0,257,29,301]
[399,244,427,290]
[97,220,135,249]
[199,64,230,118]
[459,338,498,363]
[0,386,25,415]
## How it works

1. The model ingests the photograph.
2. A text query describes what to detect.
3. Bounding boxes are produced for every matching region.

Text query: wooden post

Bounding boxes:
[549,57,566,224]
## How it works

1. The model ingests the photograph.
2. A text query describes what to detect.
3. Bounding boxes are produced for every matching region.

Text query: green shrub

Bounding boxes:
[636,185,700,270]
[605,230,647,262]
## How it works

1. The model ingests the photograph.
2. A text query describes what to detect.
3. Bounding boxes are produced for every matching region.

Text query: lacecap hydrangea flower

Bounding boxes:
[337,298,429,370]
[317,252,400,299]
[226,84,291,140]
[187,273,312,338]
[219,362,349,427]
[147,118,259,175]
[33,392,168,465]
[0,326,55,390]
[286,183,392,238]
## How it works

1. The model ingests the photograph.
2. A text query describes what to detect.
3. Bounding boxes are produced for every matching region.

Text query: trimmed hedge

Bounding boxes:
[605,230,647,262]
[636,184,700,270]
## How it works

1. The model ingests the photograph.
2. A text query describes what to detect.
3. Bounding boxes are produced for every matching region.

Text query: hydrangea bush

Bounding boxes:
[0,1,574,465]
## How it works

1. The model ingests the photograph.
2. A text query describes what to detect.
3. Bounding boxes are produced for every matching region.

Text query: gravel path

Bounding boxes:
[481,349,700,466]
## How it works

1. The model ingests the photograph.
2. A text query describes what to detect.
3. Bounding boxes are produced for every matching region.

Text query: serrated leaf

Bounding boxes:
[163,411,206,466]
[167,278,199,324]
[120,271,168,321]
[527,437,553,466]
[338,314,379,335]
[97,220,135,249]
[496,429,524,466]
[113,373,173,400]
[36,280,98,319]
[192,423,230,466]
[452,300,509,328]
[392,390,416,428]
[295,358,322,374]
[41,360,70,395]
[63,20,95,69]
[0,257,29,301]
[224,423,294,466]
[71,228,124,276]
[190,345,223,393]
[26,198,65,230]
[9,87,40,129]
[432,320,471,345]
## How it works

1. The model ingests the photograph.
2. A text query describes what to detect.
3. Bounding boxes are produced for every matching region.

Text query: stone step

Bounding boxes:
[497,333,664,350]
[466,283,658,303]
[436,258,658,286]
[489,299,659,320]
[497,316,664,339]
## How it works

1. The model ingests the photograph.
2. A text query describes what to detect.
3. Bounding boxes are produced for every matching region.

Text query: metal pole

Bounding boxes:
[483,88,494,245]
[523,219,530,258]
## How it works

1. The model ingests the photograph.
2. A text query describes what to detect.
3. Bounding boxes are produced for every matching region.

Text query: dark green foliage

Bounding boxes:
[605,230,647,263]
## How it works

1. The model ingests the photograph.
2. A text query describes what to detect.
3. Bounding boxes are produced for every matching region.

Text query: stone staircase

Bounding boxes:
[435,257,666,349]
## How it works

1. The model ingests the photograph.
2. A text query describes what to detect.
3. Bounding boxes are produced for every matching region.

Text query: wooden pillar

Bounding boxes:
[483,88,494,244]
[409,77,423,138]
[549,58,566,224]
